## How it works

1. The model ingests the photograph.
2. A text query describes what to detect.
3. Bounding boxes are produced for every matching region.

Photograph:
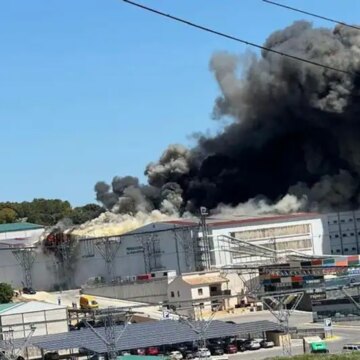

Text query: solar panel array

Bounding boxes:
[2,320,281,354]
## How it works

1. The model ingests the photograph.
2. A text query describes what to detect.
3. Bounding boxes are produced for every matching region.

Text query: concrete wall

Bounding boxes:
[83,278,169,303]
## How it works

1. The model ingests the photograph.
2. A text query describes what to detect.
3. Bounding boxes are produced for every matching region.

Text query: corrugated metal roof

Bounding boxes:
[162,213,321,228]
[22,320,281,353]
[0,302,66,315]
[0,303,20,314]
[0,223,43,234]
[182,275,228,286]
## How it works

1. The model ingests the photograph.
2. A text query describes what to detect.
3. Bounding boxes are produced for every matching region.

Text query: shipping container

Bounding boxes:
[136,274,152,281]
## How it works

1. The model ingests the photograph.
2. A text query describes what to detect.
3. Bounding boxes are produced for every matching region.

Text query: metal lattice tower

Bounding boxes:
[262,292,304,356]
[175,227,197,273]
[198,207,211,271]
[85,309,132,360]
[177,303,222,358]
[53,239,79,289]
[139,234,163,273]
[12,249,36,288]
[95,237,121,284]
[0,325,36,360]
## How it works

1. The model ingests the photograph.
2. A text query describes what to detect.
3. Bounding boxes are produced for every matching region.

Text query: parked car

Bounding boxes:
[224,343,237,354]
[119,351,131,356]
[235,339,246,352]
[22,287,36,295]
[146,347,160,356]
[169,351,183,360]
[196,348,211,358]
[260,339,274,348]
[243,340,261,351]
[76,319,95,330]
[208,344,224,356]
[182,350,194,359]
[343,344,360,352]
[130,348,146,355]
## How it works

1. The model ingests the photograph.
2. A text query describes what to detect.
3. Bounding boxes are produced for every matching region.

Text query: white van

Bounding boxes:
[343,344,360,352]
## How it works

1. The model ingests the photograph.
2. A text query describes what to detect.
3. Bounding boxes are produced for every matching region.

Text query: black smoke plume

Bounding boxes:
[96,21,360,215]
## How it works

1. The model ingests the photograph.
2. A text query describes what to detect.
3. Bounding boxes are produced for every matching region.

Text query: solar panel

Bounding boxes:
[5,320,281,354]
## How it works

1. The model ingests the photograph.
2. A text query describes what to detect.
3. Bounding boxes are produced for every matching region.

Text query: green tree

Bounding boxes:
[0,283,13,303]
[0,208,18,223]
[70,204,105,224]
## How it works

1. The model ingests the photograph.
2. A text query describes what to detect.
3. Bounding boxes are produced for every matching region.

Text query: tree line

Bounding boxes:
[0,199,104,226]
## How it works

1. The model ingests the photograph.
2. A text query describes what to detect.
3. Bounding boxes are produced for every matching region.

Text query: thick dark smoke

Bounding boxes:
[96,21,360,215]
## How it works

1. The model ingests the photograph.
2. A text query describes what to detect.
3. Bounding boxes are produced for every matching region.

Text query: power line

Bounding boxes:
[121,0,352,75]
[262,0,360,31]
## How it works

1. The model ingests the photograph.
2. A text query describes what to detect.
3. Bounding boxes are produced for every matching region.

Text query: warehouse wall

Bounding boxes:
[83,278,168,302]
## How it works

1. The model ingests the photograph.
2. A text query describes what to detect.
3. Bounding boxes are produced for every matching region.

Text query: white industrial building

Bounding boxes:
[0,223,44,247]
[114,212,327,277]
[0,213,329,290]
[0,301,68,358]
[324,210,360,255]
[0,301,68,339]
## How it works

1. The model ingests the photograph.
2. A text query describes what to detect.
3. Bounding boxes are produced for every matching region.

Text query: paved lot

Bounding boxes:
[215,310,360,359]
[223,310,313,328]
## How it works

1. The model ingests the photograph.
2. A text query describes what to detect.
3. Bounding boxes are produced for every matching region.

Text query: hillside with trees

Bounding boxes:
[0,199,104,226]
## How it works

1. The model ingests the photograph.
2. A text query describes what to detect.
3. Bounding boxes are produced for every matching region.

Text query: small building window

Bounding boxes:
[198,288,203,296]
[335,234,339,238]
[344,248,349,252]
[351,233,355,236]
[349,218,353,222]
[170,291,174,298]
[343,233,347,237]
[341,219,345,223]
[336,249,341,253]
[331,250,334,254]
[177,291,180,297]
[352,247,357,251]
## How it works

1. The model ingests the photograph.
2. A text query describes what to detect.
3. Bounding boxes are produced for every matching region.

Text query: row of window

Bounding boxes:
[170,288,205,298]
[331,247,358,254]
[170,290,181,298]
[329,232,360,238]
[328,217,360,224]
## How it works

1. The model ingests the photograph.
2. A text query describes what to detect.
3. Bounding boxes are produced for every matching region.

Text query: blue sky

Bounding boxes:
[1,0,359,206]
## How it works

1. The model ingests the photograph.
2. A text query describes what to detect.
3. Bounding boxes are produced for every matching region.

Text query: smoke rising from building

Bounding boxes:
[96,21,360,216]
